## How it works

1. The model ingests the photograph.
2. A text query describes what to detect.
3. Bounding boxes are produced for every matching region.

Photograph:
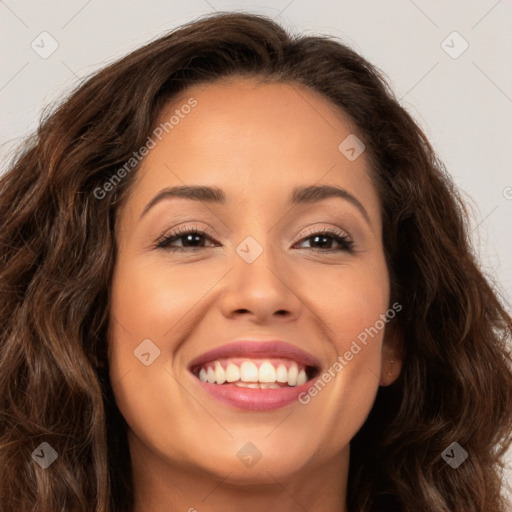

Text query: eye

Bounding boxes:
[154,225,354,253]
[294,227,354,252]
[154,225,219,253]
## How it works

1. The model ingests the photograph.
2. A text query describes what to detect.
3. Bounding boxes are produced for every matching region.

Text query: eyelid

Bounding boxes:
[155,222,354,253]
[294,225,354,252]
[154,223,219,248]
[297,224,352,241]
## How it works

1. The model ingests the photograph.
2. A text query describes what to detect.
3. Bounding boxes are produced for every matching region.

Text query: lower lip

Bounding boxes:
[191,374,317,411]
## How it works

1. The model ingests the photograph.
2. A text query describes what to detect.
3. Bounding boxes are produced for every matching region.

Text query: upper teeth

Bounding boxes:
[197,359,308,387]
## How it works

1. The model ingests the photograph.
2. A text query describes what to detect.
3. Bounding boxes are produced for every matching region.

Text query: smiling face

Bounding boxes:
[108,77,402,506]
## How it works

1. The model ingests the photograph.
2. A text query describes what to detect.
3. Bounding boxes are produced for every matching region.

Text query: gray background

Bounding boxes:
[1,0,511,496]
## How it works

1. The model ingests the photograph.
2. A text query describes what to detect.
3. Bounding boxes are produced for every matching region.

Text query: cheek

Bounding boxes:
[301,256,390,347]
[109,255,221,343]
[106,255,223,416]
[108,250,389,382]
[107,246,390,459]
[106,257,203,453]
[292,259,389,439]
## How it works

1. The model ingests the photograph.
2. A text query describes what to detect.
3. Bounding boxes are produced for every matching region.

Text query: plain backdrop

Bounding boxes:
[1,0,511,497]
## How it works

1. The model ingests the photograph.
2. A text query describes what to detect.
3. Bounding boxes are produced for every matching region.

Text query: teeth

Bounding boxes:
[196,358,312,387]
[287,363,298,386]
[234,382,281,389]
[214,361,226,384]
[206,367,216,384]
[276,364,288,382]
[258,361,276,382]
[225,363,240,382]
[240,361,259,382]
[297,368,307,386]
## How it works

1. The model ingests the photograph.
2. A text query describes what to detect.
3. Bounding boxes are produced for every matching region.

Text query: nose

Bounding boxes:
[219,243,303,324]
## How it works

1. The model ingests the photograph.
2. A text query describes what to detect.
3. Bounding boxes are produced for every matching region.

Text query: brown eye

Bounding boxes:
[155,226,219,252]
[295,229,354,252]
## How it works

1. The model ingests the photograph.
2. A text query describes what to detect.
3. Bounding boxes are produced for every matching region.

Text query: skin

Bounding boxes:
[108,78,403,512]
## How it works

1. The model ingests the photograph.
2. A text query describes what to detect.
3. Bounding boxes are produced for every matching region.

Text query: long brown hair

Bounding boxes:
[1,11,511,512]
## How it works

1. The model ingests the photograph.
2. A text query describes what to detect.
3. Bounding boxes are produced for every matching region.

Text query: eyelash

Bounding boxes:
[154,225,354,253]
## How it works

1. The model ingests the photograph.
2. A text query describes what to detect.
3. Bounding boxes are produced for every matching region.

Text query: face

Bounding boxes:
[108,78,401,488]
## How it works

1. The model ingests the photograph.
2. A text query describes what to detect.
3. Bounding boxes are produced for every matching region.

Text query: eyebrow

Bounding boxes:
[140,184,371,225]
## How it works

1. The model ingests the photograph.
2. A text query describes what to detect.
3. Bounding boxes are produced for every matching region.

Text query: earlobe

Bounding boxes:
[379,329,403,386]
[380,357,402,386]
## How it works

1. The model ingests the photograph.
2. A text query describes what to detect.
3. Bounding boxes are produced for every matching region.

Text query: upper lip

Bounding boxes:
[188,340,321,371]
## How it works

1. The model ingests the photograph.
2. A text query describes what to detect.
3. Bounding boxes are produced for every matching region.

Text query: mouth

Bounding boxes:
[190,358,318,388]
[187,340,321,411]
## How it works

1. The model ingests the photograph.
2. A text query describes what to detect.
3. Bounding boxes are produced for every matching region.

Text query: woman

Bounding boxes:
[1,11,511,512]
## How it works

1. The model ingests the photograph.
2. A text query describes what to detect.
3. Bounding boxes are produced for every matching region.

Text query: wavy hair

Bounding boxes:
[1,11,511,512]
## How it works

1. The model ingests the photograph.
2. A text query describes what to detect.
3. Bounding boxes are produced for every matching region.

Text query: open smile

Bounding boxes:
[188,340,321,410]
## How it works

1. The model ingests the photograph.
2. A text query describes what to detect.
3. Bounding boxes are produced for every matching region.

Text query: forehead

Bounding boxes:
[121,78,381,227]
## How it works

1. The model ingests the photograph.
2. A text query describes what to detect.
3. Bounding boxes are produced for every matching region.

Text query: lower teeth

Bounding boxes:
[230,381,285,389]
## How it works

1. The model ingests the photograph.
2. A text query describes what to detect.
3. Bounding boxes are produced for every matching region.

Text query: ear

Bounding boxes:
[379,324,404,387]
